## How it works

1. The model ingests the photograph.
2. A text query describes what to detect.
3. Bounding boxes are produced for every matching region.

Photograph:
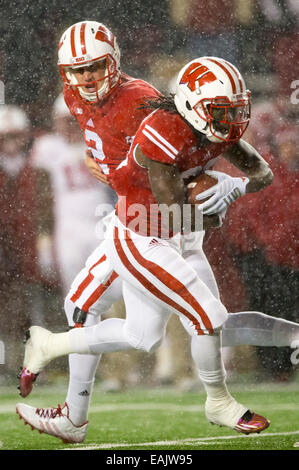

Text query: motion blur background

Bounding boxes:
[0,0,298,390]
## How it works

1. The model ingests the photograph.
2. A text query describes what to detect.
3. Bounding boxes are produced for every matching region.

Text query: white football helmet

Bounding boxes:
[58,21,121,103]
[174,57,251,143]
[0,105,30,134]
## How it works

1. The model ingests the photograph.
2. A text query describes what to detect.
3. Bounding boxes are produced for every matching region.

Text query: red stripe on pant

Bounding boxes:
[114,226,206,335]
[81,271,119,312]
[71,272,94,304]
[71,255,106,303]
[124,229,214,334]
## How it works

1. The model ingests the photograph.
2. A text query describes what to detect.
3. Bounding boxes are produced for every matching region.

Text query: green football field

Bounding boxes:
[0,380,299,451]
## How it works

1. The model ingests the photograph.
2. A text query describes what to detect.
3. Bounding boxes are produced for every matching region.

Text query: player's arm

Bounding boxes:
[223,139,274,193]
[135,145,220,231]
[85,149,109,184]
[197,140,274,215]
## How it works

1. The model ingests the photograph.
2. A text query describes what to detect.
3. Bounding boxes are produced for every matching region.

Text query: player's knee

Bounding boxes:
[137,337,163,354]
[143,337,163,354]
[124,326,164,353]
[180,302,228,337]
[204,299,228,332]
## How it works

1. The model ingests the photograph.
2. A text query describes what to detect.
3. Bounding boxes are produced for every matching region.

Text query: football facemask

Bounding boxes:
[194,93,251,142]
[61,56,118,102]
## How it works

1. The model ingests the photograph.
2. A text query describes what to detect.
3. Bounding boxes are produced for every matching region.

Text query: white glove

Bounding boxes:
[196,170,249,215]
[217,207,228,227]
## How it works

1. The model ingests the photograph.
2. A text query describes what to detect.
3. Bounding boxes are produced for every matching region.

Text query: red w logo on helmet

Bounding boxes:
[180,62,217,92]
[95,26,114,47]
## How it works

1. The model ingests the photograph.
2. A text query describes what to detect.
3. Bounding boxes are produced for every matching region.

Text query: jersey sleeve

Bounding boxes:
[135,111,187,165]
[113,81,160,139]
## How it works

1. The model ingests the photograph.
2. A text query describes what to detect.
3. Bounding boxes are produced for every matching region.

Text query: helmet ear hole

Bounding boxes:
[186,101,192,111]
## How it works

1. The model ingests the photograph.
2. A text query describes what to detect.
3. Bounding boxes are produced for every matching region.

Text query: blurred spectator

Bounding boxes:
[31,93,117,295]
[106,0,169,77]
[217,146,299,381]
[169,0,241,65]
[0,105,48,374]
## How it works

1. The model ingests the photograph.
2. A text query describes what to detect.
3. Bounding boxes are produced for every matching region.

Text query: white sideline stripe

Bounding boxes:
[142,130,176,160]
[144,124,179,155]
[2,402,299,414]
[66,430,299,450]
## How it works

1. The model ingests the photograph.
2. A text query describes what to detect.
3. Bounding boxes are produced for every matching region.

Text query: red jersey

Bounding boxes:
[63,73,160,185]
[114,109,233,236]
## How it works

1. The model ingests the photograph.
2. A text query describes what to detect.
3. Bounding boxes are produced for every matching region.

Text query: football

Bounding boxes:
[187,172,218,204]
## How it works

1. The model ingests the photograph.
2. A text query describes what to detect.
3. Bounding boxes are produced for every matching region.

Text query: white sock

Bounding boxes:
[66,353,101,426]
[191,331,247,425]
[47,331,75,357]
[191,331,230,400]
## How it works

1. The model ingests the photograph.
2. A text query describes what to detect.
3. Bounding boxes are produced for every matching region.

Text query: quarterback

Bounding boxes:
[16,21,299,444]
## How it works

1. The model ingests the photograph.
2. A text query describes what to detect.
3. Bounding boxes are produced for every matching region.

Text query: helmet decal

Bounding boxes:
[95,25,114,47]
[180,62,217,92]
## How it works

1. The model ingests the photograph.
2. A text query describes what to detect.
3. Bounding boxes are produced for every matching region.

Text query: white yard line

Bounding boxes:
[66,430,299,450]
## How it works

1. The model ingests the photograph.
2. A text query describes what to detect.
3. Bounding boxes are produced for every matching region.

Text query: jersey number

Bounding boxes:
[84,127,109,175]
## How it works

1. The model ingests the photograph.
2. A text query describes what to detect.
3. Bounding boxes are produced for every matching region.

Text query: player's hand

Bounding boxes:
[196,170,249,215]
[85,149,109,185]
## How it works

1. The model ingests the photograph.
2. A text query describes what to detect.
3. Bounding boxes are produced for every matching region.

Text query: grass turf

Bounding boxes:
[1,381,299,451]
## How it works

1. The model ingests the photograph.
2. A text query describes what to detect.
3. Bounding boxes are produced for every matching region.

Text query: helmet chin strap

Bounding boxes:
[78,87,97,102]
[67,68,110,102]
[203,121,229,143]
[206,132,224,143]
[206,131,229,142]
[78,77,109,102]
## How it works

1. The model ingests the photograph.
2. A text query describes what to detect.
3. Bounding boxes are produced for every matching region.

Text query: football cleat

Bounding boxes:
[234,410,270,434]
[18,326,56,397]
[205,396,270,434]
[16,402,88,444]
[18,368,39,398]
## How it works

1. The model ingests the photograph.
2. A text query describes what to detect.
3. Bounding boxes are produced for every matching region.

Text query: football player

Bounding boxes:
[17,56,277,441]
[16,23,299,444]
